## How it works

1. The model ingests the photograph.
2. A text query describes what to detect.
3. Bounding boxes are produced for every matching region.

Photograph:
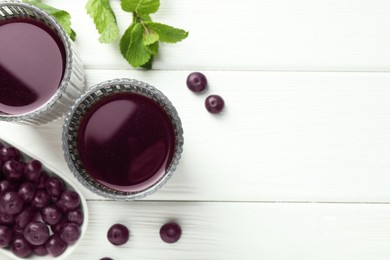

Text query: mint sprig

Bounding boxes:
[120,0,189,69]
[85,0,119,43]
[25,0,188,69]
[24,0,76,41]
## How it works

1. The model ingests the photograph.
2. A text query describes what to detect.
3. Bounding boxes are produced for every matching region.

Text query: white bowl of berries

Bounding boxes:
[0,139,88,259]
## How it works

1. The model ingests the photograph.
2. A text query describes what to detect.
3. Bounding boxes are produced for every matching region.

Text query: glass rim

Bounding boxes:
[0,0,75,122]
[62,79,184,200]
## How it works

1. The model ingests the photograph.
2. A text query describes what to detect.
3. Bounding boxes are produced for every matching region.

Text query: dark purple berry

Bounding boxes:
[24,160,42,183]
[160,222,182,243]
[186,72,207,92]
[0,225,12,248]
[107,223,129,246]
[13,222,25,236]
[3,160,24,181]
[0,180,17,193]
[56,200,69,213]
[100,258,113,260]
[15,207,35,230]
[60,222,80,244]
[51,218,66,234]
[12,237,32,258]
[60,190,80,211]
[31,189,50,209]
[1,147,21,161]
[36,171,49,189]
[41,205,63,225]
[67,209,83,225]
[45,234,67,257]
[18,182,36,203]
[45,176,64,198]
[0,191,24,215]
[33,244,48,256]
[205,95,225,114]
[0,212,14,225]
[24,221,50,246]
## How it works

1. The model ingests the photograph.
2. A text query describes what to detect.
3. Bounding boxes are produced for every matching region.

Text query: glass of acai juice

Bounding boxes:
[63,79,184,200]
[0,1,85,124]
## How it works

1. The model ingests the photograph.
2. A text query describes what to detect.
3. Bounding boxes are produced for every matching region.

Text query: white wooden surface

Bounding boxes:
[2,0,390,259]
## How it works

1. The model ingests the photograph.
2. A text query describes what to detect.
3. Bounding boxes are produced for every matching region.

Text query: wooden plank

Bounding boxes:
[42,0,390,71]
[1,70,390,202]
[4,201,390,260]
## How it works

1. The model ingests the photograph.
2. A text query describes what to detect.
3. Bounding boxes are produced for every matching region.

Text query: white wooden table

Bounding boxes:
[2,0,390,259]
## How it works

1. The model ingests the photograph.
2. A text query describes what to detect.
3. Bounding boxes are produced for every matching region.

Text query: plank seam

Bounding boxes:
[85,199,390,204]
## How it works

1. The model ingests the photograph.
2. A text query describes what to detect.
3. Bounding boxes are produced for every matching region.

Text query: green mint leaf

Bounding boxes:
[141,56,154,69]
[24,1,76,41]
[146,41,159,55]
[139,14,152,21]
[144,22,188,43]
[121,0,160,15]
[143,28,159,45]
[70,29,77,41]
[120,23,151,68]
[86,0,119,43]
[120,23,136,57]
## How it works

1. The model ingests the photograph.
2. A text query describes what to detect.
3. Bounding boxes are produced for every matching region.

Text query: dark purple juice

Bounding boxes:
[77,93,176,192]
[0,18,65,115]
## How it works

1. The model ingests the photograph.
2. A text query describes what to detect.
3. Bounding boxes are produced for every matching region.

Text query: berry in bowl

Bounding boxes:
[63,79,183,200]
[0,139,88,259]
